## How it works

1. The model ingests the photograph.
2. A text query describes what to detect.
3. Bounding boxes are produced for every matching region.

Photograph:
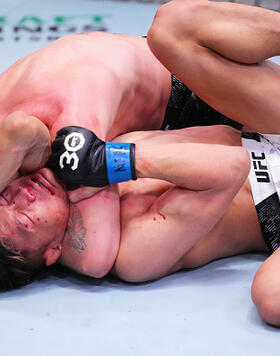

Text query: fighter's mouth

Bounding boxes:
[31,177,54,195]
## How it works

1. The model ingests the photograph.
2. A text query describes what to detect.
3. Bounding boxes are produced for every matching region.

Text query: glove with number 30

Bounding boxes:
[47,126,137,187]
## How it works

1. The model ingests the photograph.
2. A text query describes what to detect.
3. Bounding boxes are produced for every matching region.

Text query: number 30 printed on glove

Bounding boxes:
[47,126,137,187]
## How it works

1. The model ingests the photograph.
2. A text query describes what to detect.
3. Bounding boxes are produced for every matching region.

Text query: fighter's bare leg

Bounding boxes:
[147,0,280,133]
[251,250,280,327]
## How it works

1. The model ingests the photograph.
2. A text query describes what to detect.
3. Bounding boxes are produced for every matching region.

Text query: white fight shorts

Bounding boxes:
[242,132,280,252]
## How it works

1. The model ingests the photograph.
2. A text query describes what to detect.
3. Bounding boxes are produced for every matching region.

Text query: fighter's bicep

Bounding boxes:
[115,207,185,282]
[60,186,121,278]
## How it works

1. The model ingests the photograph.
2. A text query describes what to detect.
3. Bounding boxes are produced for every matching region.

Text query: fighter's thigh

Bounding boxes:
[170,180,267,272]
[149,1,280,134]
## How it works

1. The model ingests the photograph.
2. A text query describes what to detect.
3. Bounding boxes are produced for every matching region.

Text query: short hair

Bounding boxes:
[0,243,37,291]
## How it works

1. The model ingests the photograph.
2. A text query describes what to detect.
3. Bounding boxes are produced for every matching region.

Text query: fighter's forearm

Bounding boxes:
[135,141,250,192]
[49,125,250,192]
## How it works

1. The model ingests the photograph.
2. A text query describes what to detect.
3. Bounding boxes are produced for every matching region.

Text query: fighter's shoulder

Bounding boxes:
[43,32,146,65]
[49,32,144,48]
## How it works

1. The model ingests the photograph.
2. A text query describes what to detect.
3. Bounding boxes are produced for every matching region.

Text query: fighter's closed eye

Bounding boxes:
[0,192,8,205]
[0,186,11,205]
[20,212,33,224]
[15,211,33,228]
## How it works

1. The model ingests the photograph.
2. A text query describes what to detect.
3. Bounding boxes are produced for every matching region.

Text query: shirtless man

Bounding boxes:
[0,24,239,281]
[145,0,280,326]
[1,0,280,327]
[0,31,185,280]
[47,0,280,328]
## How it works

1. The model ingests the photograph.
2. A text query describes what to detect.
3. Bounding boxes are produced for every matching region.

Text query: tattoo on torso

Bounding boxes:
[65,206,87,252]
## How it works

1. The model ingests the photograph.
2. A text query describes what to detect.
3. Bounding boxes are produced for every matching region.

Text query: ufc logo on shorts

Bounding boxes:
[59,132,85,171]
[251,152,270,183]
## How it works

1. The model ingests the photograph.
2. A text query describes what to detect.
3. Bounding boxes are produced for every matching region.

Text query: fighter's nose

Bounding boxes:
[19,186,36,202]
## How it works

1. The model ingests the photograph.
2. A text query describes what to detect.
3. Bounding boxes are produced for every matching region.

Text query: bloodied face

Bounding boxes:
[0,168,69,265]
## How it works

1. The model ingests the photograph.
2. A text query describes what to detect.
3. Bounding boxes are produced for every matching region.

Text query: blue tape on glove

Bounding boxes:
[106,142,132,184]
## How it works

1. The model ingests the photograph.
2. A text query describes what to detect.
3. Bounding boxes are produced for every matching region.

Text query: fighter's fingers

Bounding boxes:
[68,186,106,203]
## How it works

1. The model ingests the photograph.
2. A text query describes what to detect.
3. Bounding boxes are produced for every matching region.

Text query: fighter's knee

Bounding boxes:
[148,0,206,39]
[251,281,280,327]
[255,297,280,327]
[147,0,208,61]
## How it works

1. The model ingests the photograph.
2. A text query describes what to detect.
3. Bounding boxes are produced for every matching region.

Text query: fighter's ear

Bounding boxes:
[43,244,62,266]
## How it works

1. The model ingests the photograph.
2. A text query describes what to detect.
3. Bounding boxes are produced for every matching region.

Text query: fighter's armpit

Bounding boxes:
[64,205,87,252]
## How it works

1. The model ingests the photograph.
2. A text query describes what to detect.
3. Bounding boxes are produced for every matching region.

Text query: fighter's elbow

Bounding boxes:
[64,251,116,279]
[216,146,250,193]
[230,147,250,187]
[79,258,113,278]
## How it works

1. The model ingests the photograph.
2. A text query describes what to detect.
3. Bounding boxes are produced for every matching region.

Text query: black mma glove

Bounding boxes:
[47,126,137,187]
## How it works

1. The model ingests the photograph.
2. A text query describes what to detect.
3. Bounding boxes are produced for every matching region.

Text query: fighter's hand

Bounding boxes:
[47,126,137,187]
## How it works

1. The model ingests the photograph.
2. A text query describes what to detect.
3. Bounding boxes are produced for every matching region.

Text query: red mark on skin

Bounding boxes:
[25,224,28,228]
[27,188,34,195]
[153,217,156,221]
[139,157,152,171]
[37,218,40,221]
[13,201,15,204]
[102,191,111,202]
[44,221,48,224]
[158,212,166,220]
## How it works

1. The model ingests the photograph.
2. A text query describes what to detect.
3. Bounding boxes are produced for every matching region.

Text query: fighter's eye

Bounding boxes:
[0,194,8,205]
[17,212,33,228]
[0,189,10,206]
[31,178,53,194]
